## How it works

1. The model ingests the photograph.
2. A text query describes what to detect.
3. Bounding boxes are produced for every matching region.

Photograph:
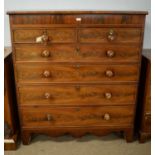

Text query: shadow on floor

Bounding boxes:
[30,132,124,144]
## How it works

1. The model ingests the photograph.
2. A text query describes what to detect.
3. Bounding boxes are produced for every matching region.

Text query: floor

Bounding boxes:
[5,133,151,155]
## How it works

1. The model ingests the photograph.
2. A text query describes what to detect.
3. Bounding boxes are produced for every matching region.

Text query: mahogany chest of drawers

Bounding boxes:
[7,11,147,144]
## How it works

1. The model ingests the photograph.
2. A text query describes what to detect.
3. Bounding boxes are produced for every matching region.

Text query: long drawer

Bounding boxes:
[14,44,140,62]
[13,28,141,44]
[18,84,137,106]
[20,105,134,127]
[16,63,139,83]
[11,14,145,25]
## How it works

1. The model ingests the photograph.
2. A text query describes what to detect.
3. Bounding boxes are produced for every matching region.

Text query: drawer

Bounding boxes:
[16,63,139,83]
[11,14,145,25]
[18,84,137,106]
[13,28,76,43]
[14,44,140,62]
[79,28,141,43]
[20,105,134,127]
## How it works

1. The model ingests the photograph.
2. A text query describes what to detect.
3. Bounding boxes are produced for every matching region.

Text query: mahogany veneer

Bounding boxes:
[7,11,148,145]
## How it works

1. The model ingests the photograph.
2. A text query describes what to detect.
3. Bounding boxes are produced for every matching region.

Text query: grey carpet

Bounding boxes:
[5,133,151,155]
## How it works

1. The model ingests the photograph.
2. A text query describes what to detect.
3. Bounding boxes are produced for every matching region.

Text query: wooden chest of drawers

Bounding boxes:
[7,11,147,144]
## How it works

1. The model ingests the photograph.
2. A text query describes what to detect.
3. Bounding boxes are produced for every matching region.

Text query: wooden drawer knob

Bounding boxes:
[105,92,112,99]
[42,34,49,42]
[106,50,115,57]
[108,35,115,41]
[36,33,49,43]
[104,113,110,121]
[41,50,50,57]
[105,70,114,77]
[44,92,51,99]
[43,70,51,78]
[107,29,116,41]
[46,114,53,121]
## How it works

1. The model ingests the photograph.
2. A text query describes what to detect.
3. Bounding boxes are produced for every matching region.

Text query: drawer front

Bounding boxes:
[16,63,139,83]
[12,14,145,25]
[14,44,140,62]
[20,106,134,127]
[18,84,137,106]
[13,29,76,43]
[79,28,141,43]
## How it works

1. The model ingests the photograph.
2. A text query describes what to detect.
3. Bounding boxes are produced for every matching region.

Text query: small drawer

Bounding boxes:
[20,105,134,127]
[14,44,140,63]
[79,28,141,43]
[13,28,76,43]
[18,84,137,106]
[16,63,139,83]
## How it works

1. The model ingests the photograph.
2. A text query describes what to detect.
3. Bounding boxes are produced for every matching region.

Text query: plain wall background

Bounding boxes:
[4,0,151,48]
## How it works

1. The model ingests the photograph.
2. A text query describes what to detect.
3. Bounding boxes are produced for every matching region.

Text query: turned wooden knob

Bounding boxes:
[44,92,51,99]
[106,50,115,57]
[43,70,51,78]
[41,50,50,57]
[42,34,49,42]
[47,114,53,121]
[105,92,112,99]
[109,29,114,35]
[104,113,110,120]
[108,35,115,41]
[105,70,114,77]
[107,29,116,41]
[36,33,49,43]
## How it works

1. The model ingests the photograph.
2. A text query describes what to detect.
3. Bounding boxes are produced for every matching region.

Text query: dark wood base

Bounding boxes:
[4,132,18,150]
[139,131,151,143]
[21,127,134,145]
[124,128,134,142]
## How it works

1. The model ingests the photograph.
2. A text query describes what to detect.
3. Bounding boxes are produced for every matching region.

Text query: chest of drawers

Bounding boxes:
[7,11,147,145]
